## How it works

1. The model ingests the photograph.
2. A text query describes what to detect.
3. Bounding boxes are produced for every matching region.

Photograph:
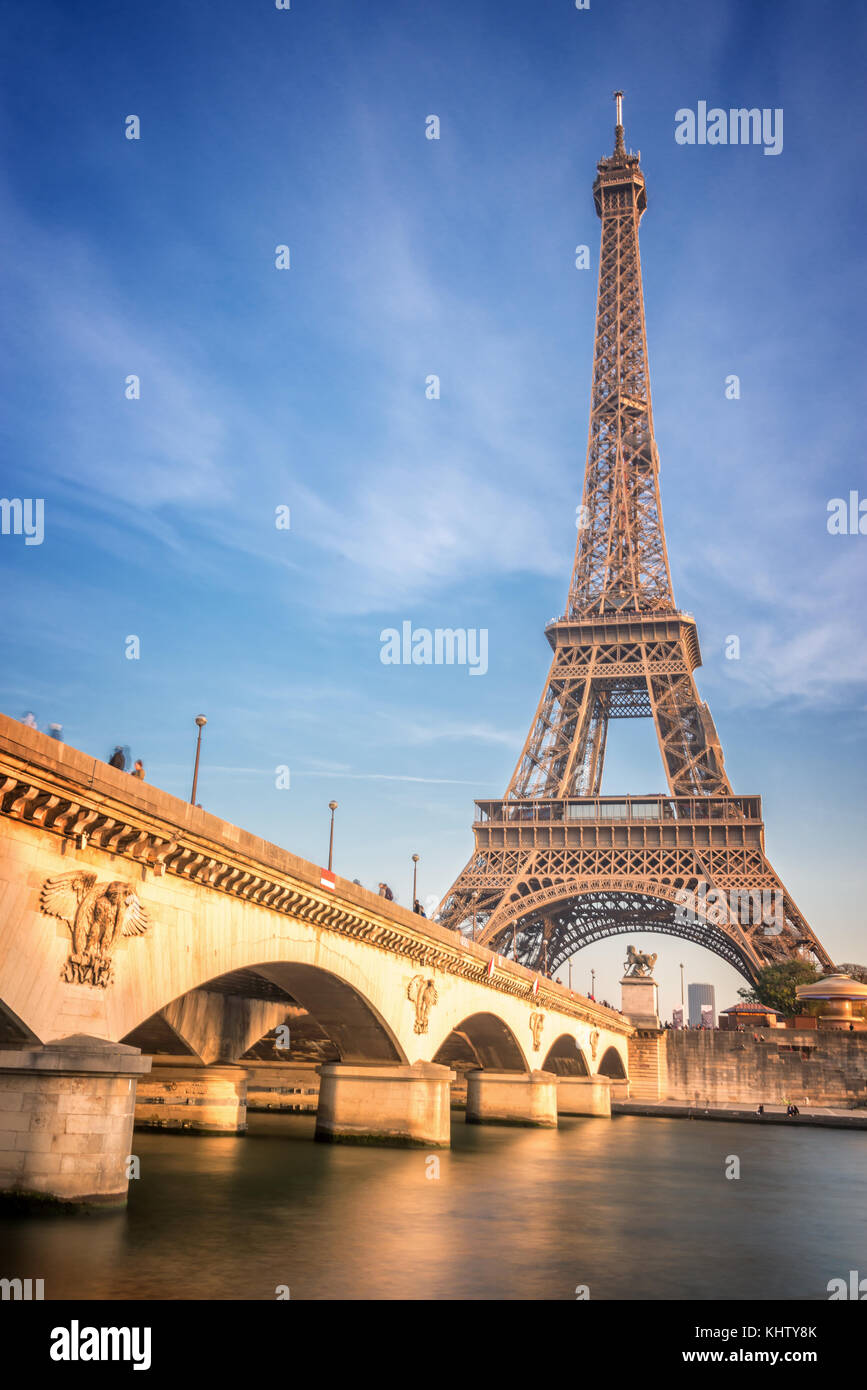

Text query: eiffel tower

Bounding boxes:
[437,94,834,985]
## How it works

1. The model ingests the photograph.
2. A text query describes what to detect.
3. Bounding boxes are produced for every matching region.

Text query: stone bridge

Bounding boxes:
[0,716,631,1207]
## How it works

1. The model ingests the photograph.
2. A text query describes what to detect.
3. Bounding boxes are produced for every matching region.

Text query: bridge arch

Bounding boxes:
[252,962,406,1063]
[430,1012,529,1072]
[0,998,41,1047]
[541,1033,590,1077]
[598,1044,627,1080]
[122,961,408,1065]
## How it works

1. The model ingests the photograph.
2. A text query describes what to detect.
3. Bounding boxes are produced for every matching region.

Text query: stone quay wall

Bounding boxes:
[660,1030,867,1107]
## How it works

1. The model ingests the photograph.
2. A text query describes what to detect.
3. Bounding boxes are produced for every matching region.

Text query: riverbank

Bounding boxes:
[613,1100,867,1129]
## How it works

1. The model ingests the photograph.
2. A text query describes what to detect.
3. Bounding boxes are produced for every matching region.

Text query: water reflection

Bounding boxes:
[1,1114,864,1300]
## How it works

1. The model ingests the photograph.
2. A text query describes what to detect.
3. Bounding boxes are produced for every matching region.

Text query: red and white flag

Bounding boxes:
[532,976,540,997]
[487,955,495,978]
[320,869,336,891]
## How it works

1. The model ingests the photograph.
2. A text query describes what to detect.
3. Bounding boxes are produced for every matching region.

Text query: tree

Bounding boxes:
[737,961,823,1017]
[837,963,867,984]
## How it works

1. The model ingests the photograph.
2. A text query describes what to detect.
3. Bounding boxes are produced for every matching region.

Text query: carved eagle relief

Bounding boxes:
[407,975,438,1034]
[40,871,150,989]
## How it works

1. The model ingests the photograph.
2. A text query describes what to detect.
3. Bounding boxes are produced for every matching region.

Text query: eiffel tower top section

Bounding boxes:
[436,100,835,983]
[567,92,676,621]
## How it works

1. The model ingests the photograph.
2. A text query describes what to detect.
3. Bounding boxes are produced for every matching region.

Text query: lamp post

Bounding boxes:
[190,715,207,804]
[568,959,572,990]
[680,962,685,1026]
[591,968,596,1000]
[411,853,419,905]
[327,801,338,872]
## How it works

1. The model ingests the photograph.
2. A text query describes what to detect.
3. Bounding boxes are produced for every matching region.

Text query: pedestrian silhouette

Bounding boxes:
[131,760,145,780]
[109,746,126,770]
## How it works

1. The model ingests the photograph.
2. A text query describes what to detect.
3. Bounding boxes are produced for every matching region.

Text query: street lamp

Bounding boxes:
[680,962,685,1026]
[327,801,338,872]
[190,715,207,804]
[591,968,596,999]
[411,853,419,905]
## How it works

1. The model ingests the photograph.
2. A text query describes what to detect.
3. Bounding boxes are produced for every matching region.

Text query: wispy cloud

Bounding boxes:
[389,715,524,749]
[293,770,490,786]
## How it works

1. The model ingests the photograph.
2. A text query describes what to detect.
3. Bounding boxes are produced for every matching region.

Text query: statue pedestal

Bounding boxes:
[621,975,660,1029]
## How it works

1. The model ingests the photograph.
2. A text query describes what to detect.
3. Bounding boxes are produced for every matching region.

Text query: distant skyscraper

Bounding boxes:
[688,982,716,1028]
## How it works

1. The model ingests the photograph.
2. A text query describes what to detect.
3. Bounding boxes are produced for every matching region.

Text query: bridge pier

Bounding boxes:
[315,1061,454,1147]
[134,1061,248,1134]
[0,1034,150,1209]
[465,1070,559,1127]
[556,1075,612,1117]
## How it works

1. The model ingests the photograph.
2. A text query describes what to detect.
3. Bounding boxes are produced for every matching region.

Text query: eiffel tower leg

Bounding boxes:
[508,664,598,798]
[436,842,546,946]
[508,652,622,799]
[580,691,609,796]
[707,851,835,974]
[647,667,731,797]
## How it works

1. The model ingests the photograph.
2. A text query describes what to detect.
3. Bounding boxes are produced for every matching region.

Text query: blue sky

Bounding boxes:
[1,0,865,1018]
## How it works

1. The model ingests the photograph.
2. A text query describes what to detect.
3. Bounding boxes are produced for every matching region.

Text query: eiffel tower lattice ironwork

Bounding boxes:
[436,94,834,985]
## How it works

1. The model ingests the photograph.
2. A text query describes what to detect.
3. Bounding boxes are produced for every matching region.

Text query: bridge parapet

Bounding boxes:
[0,714,629,1036]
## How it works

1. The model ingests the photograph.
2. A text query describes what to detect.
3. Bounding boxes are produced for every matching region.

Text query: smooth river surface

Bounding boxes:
[3,1113,865,1300]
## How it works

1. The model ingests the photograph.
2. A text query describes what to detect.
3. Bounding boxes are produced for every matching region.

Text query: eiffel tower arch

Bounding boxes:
[436,95,835,986]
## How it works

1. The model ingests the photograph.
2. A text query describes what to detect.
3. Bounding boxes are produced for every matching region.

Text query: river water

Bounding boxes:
[2,1113,865,1300]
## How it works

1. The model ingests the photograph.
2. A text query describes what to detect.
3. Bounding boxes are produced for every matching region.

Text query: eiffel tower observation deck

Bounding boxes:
[436,95,834,985]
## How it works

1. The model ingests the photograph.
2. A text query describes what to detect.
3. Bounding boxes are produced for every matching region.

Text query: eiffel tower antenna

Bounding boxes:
[613,89,625,153]
[436,100,835,985]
